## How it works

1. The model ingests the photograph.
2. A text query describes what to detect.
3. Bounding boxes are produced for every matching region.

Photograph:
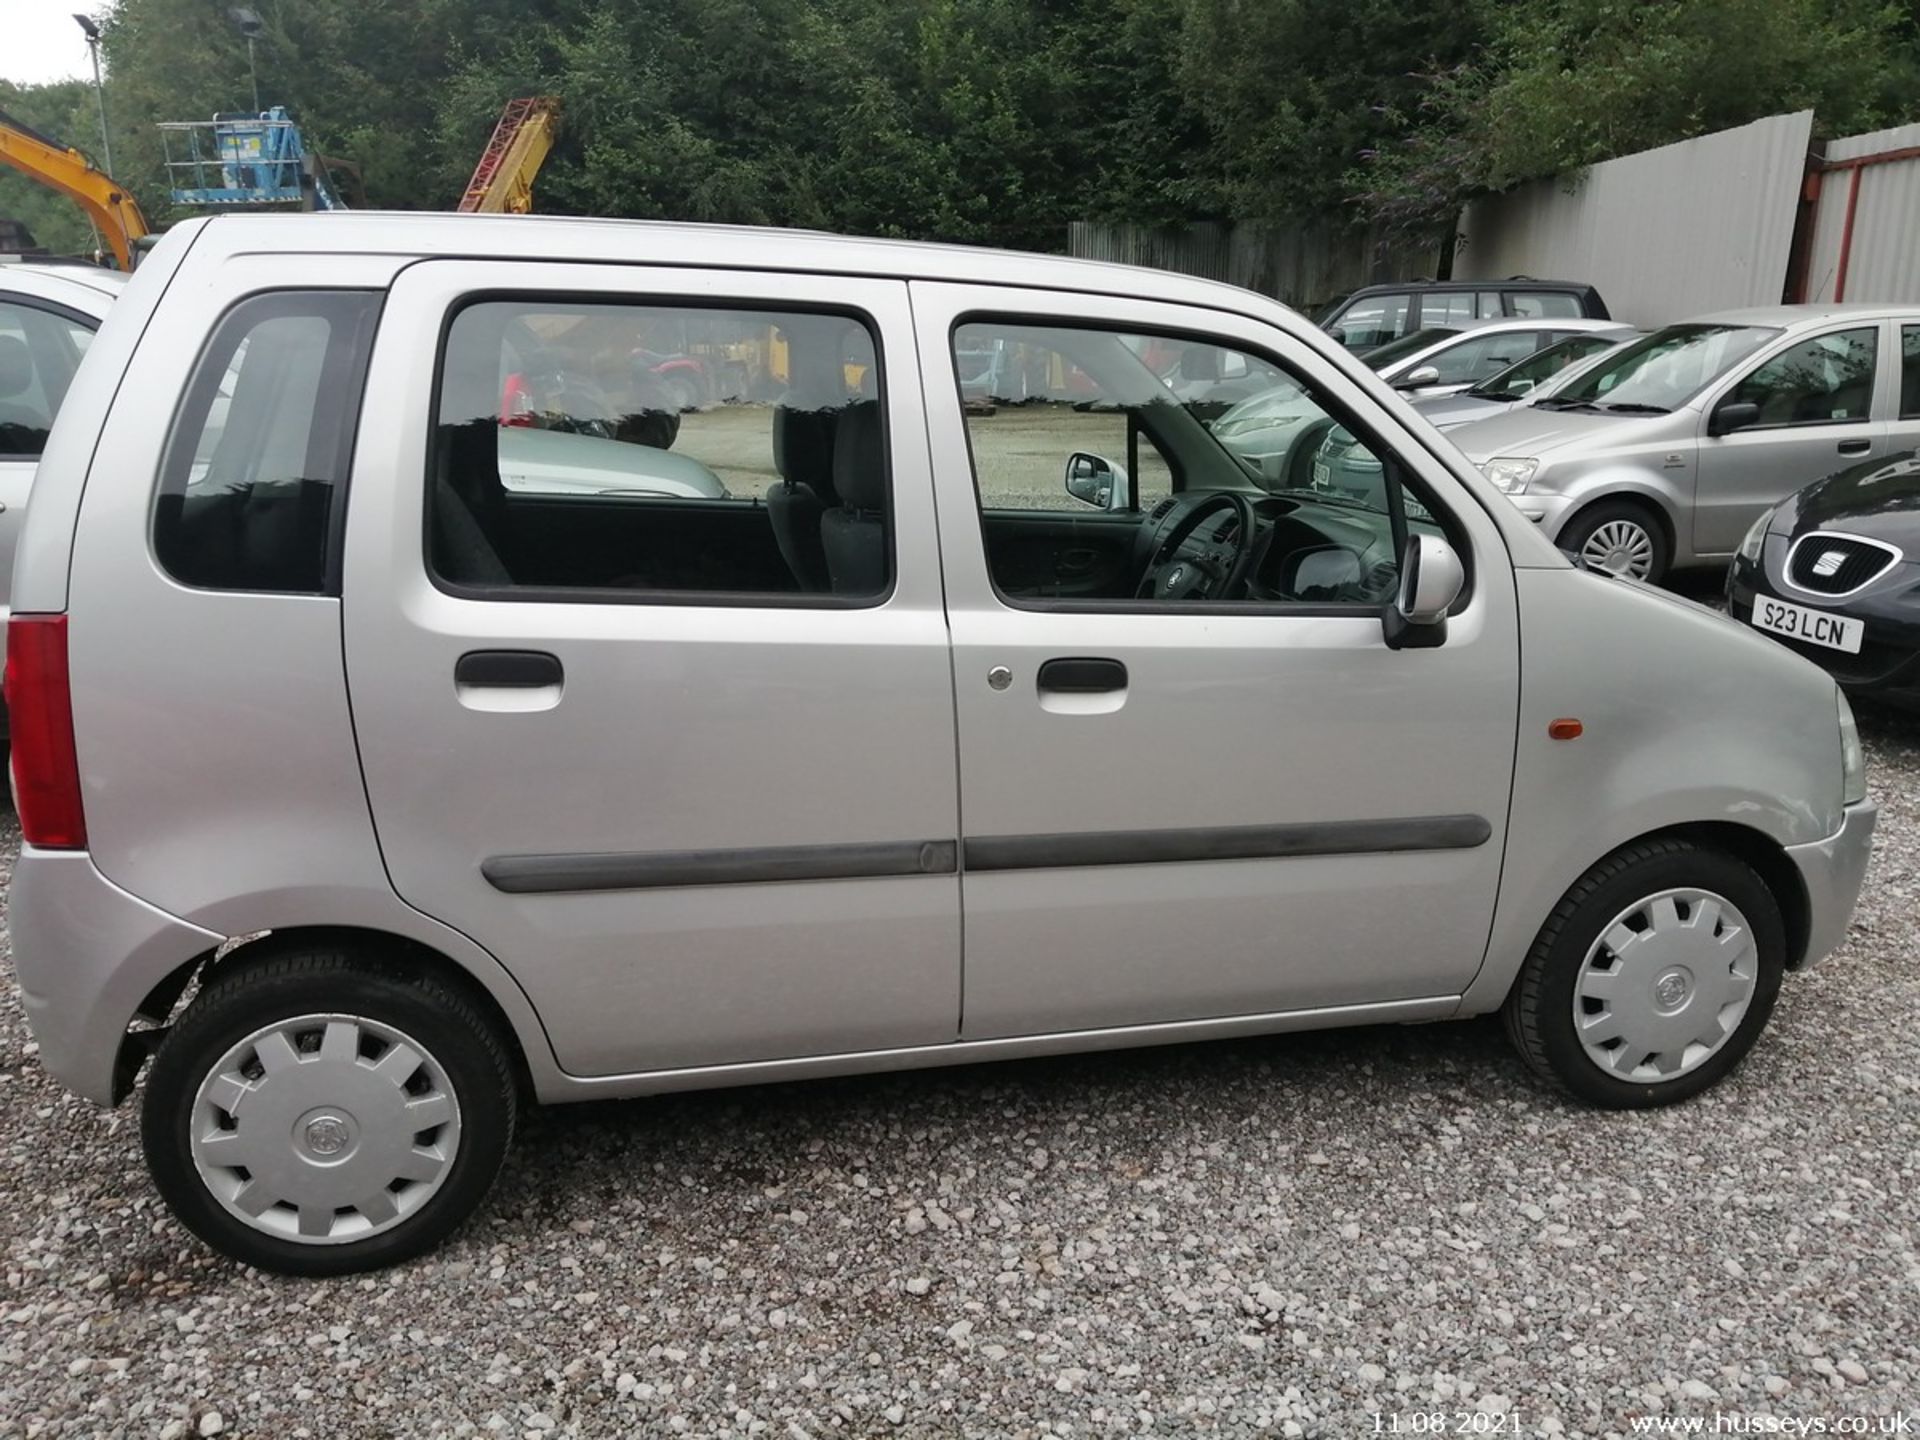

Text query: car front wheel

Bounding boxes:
[141,948,518,1275]
[1503,838,1785,1107]
[1561,499,1671,584]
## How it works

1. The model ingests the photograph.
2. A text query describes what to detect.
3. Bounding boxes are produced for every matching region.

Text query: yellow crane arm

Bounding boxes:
[0,107,150,270]
[458,98,560,215]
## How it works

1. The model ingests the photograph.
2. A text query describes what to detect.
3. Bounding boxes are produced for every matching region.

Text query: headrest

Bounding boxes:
[832,400,885,511]
[0,336,33,399]
[772,405,838,500]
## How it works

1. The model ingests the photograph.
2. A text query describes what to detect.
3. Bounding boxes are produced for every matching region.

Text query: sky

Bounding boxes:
[2,0,114,87]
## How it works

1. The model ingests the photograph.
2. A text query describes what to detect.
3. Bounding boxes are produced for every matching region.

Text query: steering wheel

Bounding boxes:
[1135,491,1260,601]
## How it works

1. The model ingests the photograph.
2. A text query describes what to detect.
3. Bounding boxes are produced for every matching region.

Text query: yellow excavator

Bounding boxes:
[0,106,150,270]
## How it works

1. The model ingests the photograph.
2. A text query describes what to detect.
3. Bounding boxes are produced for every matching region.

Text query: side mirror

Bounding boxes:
[1383,534,1465,650]
[1710,400,1761,437]
[1327,326,1350,348]
[1393,365,1441,391]
[1064,451,1126,509]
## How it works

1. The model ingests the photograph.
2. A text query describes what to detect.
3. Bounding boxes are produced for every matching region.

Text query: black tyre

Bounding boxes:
[141,948,518,1276]
[1559,499,1672,584]
[1503,838,1785,1108]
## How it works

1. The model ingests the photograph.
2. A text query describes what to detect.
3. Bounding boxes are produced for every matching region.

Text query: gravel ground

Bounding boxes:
[2,713,1918,1439]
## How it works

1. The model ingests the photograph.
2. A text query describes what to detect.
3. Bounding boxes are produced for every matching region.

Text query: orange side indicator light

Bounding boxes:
[1548,718,1584,741]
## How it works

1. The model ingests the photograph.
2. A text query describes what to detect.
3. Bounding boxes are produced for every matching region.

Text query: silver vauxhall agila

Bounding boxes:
[5,215,1876,1273]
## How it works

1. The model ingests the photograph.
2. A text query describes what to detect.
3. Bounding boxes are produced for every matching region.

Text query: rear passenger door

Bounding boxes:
[342,263,961,1078]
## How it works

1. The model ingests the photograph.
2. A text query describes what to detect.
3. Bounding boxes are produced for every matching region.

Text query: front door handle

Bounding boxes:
[456,650,564,688]
[1038,657,1128,693]
[1837,439,1872,456]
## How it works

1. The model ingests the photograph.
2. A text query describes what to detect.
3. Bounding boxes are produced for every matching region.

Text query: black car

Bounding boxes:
[1727,450,1920,709]
[1318,278,1611,355]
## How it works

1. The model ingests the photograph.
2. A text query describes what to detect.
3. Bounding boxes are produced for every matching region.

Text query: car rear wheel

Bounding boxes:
[1561,500,1670,584]
[142,948,517,1275]
[1503,838,1785,1107]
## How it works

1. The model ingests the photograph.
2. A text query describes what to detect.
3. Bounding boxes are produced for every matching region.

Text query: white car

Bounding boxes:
[1379,317,1631,400]
[0,259,125,730]
[1209,319,1628,487]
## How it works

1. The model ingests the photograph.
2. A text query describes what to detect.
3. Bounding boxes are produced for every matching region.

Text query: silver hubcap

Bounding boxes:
[190,1014,461,1245]
[1581,519,1656,578]
[1573,888,1758,1082]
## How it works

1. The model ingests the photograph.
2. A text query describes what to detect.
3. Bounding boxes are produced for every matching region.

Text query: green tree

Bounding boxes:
[1357,0,1911,237]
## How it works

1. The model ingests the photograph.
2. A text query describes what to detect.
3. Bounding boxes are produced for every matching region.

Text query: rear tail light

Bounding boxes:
[6,614,87,849]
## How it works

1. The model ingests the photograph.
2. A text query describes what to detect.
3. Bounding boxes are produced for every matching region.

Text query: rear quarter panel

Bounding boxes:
[1462,567,1844,1011]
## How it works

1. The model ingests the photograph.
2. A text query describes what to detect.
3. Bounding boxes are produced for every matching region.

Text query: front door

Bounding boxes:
[1693,323,1887,557]
[911,283,1521,1038]
[343,262,960,1077]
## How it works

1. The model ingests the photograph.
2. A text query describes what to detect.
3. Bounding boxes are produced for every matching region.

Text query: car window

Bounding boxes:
[1551,324,1780,412]
[1508,292,1582,319]
[1900,325,1920,419]
[430,299,887,602]
[0,299,94,459]
[1477,292,1504,318]
[1365,327,1462,373]
[952,318,1450,611]
[1469,334,1621,399]
[1421,330,1549,386]
[154,291,380,593]
[1331,293,1410,351]
[1726,328,1878,427]
[1422,293,1477,327]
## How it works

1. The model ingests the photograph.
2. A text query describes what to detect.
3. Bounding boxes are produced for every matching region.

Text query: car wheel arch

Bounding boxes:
[116,925,539,1106]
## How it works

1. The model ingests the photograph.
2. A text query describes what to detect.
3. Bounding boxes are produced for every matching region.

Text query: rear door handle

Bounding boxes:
[1837,439,1872,456]
[1037,657,1128,693]
[456,650,564,687]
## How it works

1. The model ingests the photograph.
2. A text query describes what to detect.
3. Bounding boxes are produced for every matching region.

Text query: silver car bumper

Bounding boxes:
[1785,801,1877,968]
[10,847,223,1105]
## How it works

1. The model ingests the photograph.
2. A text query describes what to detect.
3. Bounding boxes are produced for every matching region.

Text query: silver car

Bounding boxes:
[9,215,1876,1274]
[1453,305,1920,582]
[1411,328,1639,431]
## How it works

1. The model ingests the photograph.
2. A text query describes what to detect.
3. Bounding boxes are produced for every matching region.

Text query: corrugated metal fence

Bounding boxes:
[1799,121,1920,305]
[1066,220,1436,314]
[1453,112,1815,327]
[1068,110,1920,326]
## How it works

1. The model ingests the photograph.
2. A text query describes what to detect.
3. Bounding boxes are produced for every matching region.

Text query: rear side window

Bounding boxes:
[154,290,380,593]
[1508,292,1582,319]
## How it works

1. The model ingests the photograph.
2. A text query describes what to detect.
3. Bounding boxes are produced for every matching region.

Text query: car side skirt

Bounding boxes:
[527,995,1461,1103]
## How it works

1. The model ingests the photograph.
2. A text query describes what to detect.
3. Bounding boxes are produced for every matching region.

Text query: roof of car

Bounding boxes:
[1346,278,1601,295]
[1685,302,1920,328]
[173,211,1292,316]
[0,258,128,314]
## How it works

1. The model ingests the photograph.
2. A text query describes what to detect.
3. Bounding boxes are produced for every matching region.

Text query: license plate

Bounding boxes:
[1751,595,1864,653]
[1312,461,1330,487]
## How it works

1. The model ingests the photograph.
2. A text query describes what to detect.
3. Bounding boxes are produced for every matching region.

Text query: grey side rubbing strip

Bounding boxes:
[483,839,958,894]
[964,815,1492,872]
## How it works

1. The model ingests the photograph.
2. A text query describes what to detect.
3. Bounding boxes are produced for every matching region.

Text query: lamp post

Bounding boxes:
[227,7,265,113]
[71,13,112,178]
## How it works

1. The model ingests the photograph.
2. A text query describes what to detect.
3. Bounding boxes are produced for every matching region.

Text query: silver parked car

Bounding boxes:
[1453,305,1920,583]
[10,215,1875,1274]
[1411,328,1640,431]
